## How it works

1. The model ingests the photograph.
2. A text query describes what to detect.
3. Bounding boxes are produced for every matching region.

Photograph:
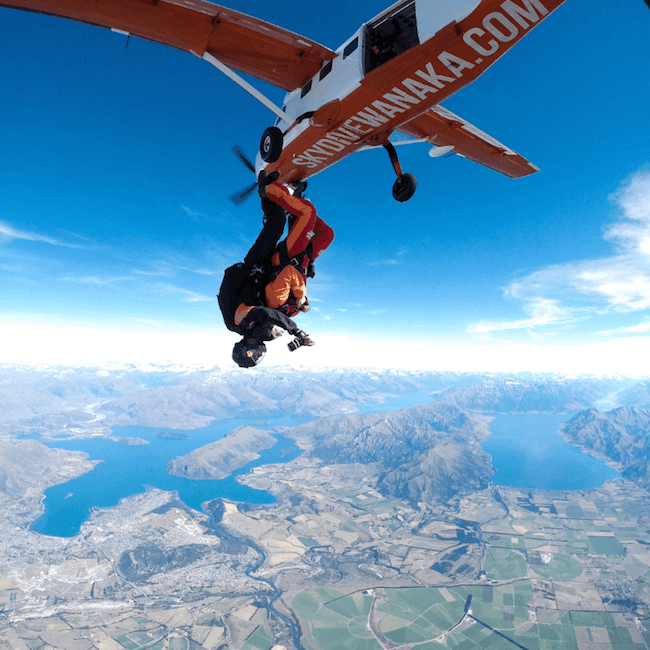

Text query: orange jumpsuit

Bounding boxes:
[264,182,334,311]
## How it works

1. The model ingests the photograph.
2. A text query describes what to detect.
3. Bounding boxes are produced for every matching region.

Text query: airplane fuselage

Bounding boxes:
[260,0,566,182]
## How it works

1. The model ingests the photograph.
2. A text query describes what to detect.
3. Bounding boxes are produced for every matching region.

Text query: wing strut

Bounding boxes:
[200,52,293,126]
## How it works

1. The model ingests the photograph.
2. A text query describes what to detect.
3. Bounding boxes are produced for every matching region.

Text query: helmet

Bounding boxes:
[232,338,267,368]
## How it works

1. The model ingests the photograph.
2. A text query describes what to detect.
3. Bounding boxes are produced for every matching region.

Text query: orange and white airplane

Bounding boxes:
[1,0,569,201]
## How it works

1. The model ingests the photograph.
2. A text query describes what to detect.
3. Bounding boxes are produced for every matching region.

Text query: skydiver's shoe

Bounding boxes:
[257,170,280,198]
[293,180,308,198]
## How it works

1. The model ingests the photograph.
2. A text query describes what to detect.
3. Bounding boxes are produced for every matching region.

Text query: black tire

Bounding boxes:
[392,173,417,202]
[260,126,284,163]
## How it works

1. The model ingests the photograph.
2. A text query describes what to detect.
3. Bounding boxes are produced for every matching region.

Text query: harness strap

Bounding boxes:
[268,240,314,283]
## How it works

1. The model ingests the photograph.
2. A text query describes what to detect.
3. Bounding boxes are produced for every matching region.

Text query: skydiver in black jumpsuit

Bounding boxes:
[218,185,312,368]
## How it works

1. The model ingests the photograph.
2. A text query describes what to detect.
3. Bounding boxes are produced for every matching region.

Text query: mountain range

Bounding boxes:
[274,401,494,504]
[166,425,277,480]
[0,365,638,436]
[561,407,650,486]
[2,364,649,509]
[439,377,622,413]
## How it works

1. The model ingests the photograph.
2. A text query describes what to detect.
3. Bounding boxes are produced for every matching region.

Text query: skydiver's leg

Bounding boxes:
[265,182,317,257]
[243,199,286,268]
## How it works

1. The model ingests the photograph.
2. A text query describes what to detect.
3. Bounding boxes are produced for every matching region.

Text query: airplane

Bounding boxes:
[1,0,571,202]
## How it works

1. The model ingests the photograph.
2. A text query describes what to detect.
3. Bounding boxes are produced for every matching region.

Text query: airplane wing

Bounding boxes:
[398,106,539,179]
[0,0,336,92]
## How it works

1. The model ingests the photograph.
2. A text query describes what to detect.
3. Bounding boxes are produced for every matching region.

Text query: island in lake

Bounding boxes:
[157,431,191,440]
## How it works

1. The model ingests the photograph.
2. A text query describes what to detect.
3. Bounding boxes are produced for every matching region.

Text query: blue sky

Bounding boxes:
[1,0,650,372]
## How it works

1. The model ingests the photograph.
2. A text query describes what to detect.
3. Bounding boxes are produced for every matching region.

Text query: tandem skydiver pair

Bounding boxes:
[218,172,334,368]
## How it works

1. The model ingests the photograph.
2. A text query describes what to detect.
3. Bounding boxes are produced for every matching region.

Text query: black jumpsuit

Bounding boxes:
[218,199,301,341]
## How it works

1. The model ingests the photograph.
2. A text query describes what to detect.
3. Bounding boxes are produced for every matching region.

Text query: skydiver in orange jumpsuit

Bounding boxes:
[260,176,334,317]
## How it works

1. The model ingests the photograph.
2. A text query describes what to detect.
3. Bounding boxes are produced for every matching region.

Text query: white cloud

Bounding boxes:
[61,275,135,285]
[156,283,213,302]
[132,267,175,278]
[133,262,219,278]
[181,205,224,225]
[368,258,400,267]
[0,321,232,368]
[469,170,650,337]
[173,264,220,277]
[599,321,650,336]
[367,248,408,267]
[0,220,81,248]
[2,319,650,376]
[468,298,572,335]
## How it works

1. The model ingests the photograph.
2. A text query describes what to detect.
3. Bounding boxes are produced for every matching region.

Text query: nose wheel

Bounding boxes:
[260,126,284,163]
[384,142,417,202]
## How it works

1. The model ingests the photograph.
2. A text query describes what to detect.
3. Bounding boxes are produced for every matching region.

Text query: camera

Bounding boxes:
[288,330,310,352]
[287,336,304,352]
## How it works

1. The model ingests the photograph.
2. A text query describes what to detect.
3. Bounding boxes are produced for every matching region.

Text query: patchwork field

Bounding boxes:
[288,481,650,650]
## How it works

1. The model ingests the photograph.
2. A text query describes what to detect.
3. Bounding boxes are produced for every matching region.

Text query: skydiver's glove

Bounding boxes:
[288,329,315,351]
[296,296,311,313]
[270,325,284,339]
[258,170,280,198]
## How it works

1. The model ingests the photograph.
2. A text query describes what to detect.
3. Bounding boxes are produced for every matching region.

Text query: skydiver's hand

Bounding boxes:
[258,170,280,198]
[296,296,311,313]
[270,325,284,339]
[295,329,315,346]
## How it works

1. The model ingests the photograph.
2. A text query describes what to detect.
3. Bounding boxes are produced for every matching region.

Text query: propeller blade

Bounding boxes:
[233,146,256,174]
[229,182,258,205]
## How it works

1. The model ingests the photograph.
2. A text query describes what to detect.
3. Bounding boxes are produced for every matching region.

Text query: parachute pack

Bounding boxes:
[217,263,269,334]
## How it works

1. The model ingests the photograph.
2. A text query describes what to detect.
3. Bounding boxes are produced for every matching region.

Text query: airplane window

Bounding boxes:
[363,0,419,74]
[301,80,312,98]
[343,37,358,59]
[319,60,333,81]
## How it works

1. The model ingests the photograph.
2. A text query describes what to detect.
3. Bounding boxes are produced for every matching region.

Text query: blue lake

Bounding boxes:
[30,415,313,538]
[28,397,620,538]
[482,413,620,490]
[29,395,439,539]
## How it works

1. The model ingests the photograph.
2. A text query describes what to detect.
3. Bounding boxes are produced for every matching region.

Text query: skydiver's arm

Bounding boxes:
[241,305,300,335]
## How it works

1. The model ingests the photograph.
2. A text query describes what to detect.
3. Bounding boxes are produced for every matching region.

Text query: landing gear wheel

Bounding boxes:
[260,126,283,163]
[392,173,417,202]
